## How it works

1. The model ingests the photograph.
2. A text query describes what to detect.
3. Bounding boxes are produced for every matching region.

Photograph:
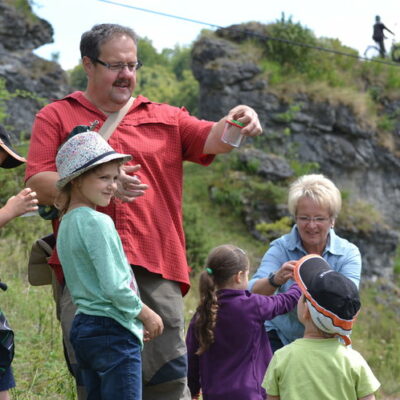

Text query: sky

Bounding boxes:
[31,0,399,70]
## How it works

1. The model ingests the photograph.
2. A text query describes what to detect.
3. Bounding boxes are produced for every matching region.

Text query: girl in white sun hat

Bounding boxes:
[55,131,163,400]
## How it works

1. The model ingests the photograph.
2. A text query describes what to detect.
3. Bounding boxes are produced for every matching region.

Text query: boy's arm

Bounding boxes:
[267,396,280,400]
[359,395,375,400]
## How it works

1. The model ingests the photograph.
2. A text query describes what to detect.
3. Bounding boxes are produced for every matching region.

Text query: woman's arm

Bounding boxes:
[251,261,296,295]
[336,244,362,288]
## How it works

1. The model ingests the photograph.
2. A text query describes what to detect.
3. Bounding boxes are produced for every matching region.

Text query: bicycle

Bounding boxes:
[364,34,400,62]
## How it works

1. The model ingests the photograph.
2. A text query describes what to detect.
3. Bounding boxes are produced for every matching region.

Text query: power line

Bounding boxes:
[98,0,400,67]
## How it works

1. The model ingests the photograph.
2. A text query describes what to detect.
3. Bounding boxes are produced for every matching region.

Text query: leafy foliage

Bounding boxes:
[68,65,87,91]
[264,13,317,72]
[255,216,292,242]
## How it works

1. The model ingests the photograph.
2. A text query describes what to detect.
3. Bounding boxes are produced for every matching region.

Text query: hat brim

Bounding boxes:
[56,152,132,189]
[0,140,26,169]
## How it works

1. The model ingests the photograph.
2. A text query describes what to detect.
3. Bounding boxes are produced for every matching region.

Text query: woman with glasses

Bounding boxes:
[249,174,361,353]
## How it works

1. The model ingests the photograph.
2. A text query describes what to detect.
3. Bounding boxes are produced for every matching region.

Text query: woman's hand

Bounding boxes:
[273,261,296,286]
[252,260,296,296]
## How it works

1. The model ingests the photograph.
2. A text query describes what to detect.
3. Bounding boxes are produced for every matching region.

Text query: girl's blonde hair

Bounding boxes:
[194,244,249,355]
[288,174,342,219]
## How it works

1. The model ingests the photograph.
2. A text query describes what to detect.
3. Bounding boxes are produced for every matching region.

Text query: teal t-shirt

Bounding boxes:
[265,338,380,400]
[57,207,144,346]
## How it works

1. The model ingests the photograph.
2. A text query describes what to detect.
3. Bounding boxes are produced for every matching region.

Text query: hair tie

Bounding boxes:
[206,267,213,275]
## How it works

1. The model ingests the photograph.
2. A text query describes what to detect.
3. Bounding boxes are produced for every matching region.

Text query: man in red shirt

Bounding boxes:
[26,23,262,400]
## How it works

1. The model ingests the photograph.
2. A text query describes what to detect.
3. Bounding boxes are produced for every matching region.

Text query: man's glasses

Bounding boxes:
[296,216,330,225]
[94,58,143,72]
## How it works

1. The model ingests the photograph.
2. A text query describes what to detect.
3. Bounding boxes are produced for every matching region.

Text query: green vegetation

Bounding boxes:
[1,12,400,399]
[5,0,39,24]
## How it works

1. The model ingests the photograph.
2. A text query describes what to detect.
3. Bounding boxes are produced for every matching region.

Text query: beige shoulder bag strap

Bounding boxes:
[97,96,134,140]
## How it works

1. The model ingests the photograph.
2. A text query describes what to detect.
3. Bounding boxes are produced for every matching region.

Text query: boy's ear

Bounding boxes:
[302,301,312,321]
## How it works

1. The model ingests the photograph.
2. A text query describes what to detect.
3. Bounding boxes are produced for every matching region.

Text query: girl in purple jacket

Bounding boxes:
[186,244,301,400]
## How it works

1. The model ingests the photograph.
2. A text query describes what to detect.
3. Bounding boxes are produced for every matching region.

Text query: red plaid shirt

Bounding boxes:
[26,92,214,294]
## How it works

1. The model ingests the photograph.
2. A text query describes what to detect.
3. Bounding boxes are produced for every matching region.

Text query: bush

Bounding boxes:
[265,13,317,72]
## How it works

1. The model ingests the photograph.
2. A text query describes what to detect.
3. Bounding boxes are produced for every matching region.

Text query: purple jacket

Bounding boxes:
[186,284,301,400]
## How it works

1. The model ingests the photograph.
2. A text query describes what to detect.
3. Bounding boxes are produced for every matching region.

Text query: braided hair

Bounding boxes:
[194,244,249,355]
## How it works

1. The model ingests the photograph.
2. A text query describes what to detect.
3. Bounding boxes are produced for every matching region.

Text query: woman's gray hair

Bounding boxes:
[80,24,139,61]
[287,174,342,219]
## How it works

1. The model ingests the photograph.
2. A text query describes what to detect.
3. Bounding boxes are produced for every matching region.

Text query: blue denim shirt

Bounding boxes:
[248,225,362,345]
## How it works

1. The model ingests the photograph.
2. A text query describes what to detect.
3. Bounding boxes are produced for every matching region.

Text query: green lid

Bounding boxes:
[228,119,245,128]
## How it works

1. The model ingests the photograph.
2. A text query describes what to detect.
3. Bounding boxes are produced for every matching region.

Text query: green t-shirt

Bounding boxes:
[57,207,144,346]
[265,338,380,400]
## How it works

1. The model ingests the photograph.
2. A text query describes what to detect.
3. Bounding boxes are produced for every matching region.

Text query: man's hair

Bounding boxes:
[80,23,139,60]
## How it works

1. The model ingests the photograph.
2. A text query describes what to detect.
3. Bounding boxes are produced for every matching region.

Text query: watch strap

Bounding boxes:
[268,272,281,288]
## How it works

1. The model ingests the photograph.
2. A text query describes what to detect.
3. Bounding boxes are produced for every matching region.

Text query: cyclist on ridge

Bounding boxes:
[372,15,394,58]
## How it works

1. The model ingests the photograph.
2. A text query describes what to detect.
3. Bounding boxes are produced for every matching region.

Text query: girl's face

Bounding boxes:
[71,162,119,209]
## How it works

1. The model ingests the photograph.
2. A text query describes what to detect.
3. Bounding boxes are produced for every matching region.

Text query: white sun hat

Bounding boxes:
[56,131,132,190]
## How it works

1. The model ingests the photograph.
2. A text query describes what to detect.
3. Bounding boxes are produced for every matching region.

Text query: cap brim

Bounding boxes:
[0,140,26,169]
[294,254,359,333]
[56,153,132,189]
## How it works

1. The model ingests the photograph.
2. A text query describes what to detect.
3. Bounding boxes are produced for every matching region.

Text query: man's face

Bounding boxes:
[85,34,138,109]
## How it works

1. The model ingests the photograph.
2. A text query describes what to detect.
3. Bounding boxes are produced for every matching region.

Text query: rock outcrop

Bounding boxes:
[1,2,399,278]
[0,0,70,137]
[192,25,400,278]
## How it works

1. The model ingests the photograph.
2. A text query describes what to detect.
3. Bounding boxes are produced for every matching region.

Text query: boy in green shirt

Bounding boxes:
[265,254,380,400]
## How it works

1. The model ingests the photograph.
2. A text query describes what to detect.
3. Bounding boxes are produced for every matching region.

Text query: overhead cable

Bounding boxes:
[98,0,400,67]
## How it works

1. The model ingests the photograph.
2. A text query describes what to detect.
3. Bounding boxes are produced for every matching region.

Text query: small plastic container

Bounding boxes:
[221,119,245,148]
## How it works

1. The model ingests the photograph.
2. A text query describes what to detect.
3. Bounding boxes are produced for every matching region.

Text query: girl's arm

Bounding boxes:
[186,317,201,399]
[137,303,163,341]
[258,283,302,321]
[267,395,280,400]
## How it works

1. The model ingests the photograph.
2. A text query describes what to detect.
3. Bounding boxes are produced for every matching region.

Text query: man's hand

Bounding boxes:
[203,104,262,154]
[115,164,149,202]
[227,105,262,138]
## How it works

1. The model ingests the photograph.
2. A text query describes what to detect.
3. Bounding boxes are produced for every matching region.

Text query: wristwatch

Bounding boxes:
[268,272,281,288]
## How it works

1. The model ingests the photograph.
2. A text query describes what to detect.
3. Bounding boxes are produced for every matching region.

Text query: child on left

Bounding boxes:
[0,125,38,400]
[55,131,163,400]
